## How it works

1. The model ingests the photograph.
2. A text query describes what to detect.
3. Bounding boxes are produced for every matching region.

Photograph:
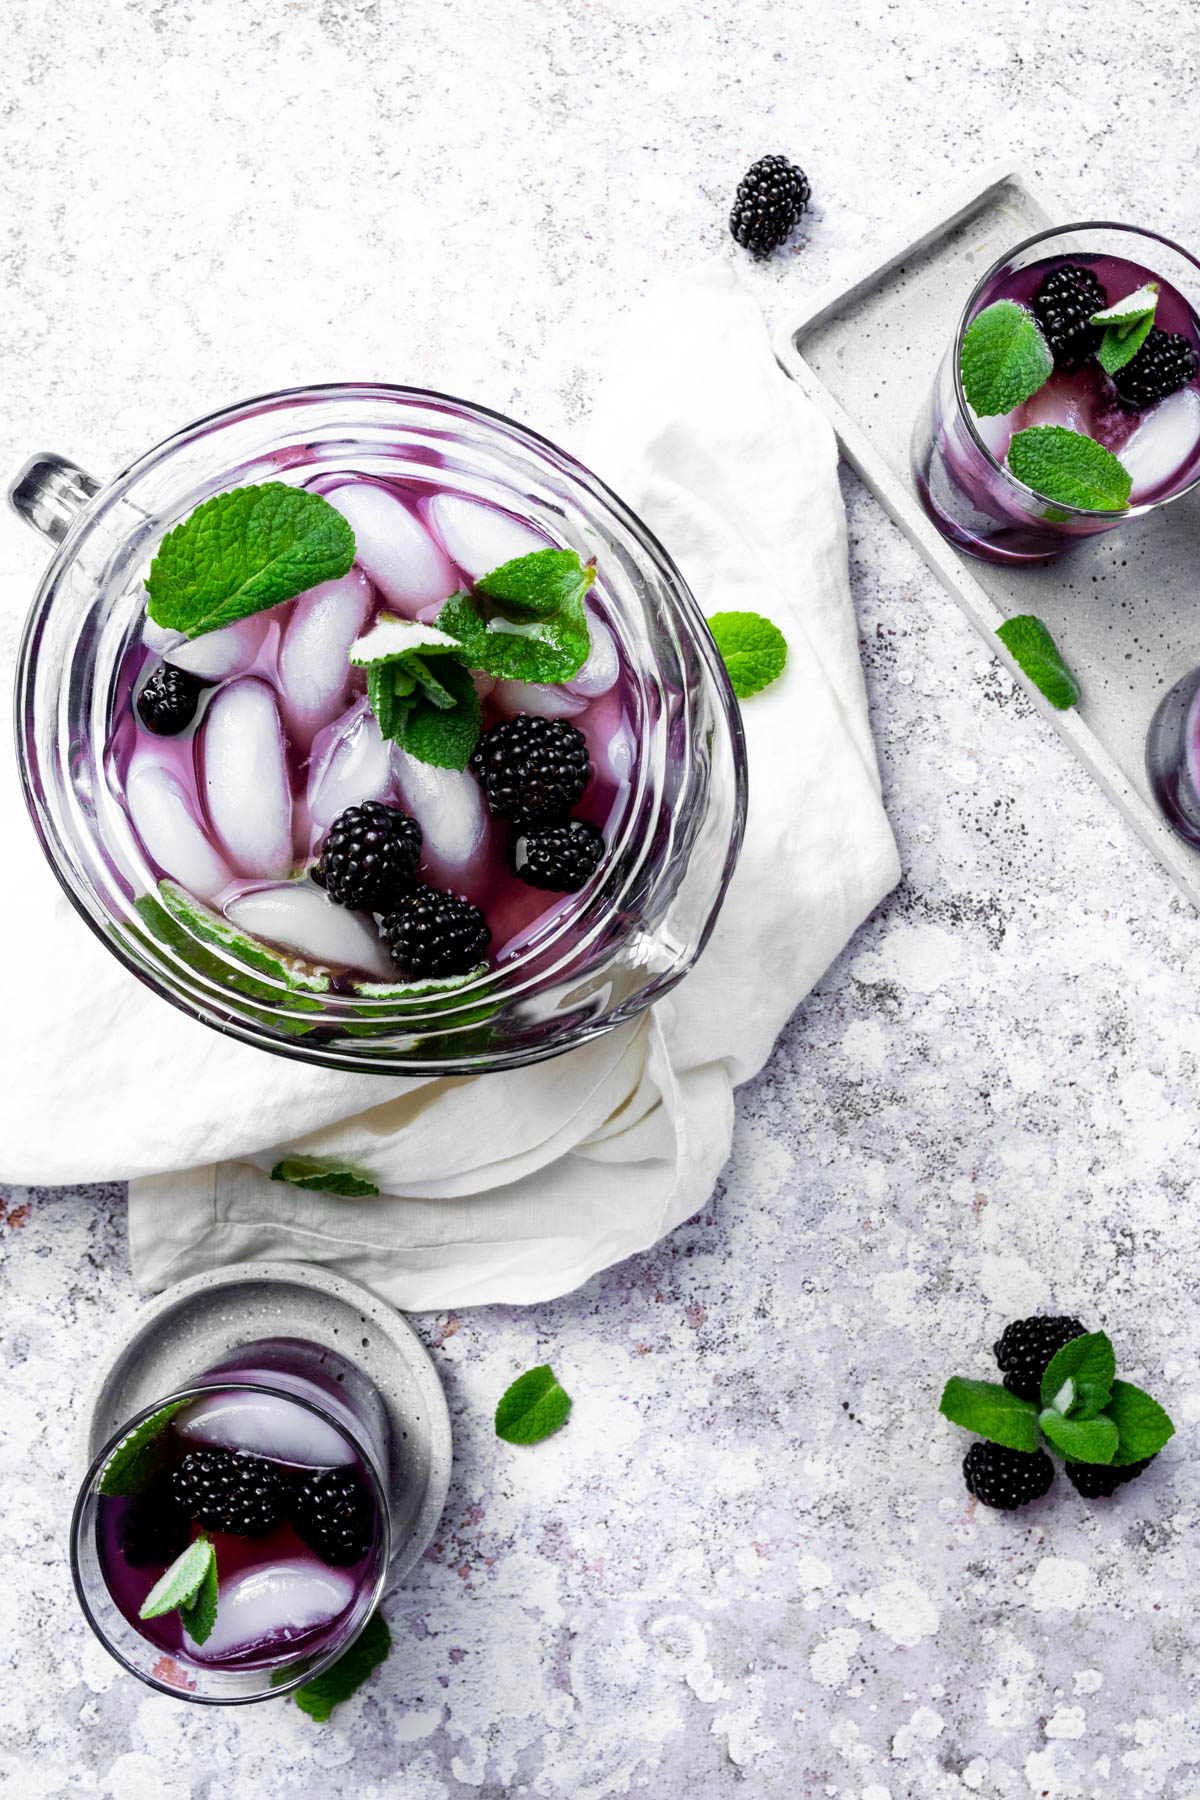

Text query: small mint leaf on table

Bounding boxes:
[351,615,481,770]
[961,300,1054,417]
[271,1158,379,1198]
[294,1610,391,1721]
[938,1377,1039,1451]
[1006,426,1132,512]
[146,484,356,640]
[139,1536,214,1621]
[438,548,593,686]
[1040,1331,1115,1418]
[495,1365,572,1445]
[1039,1410,1119,1465]
[1103,1379,1175,1465]
[996,614,1081,711]
[706,612,788,700]
[180,1551,219,1647]
[98,1400,188,1498]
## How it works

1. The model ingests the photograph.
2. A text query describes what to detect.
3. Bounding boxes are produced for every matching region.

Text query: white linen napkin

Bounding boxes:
[2,260,899,1306]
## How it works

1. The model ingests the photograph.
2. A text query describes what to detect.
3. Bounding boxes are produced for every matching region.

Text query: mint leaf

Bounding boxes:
[140,1536,214,1620]
[938,1377,1039,1452]
[996,614,1081,710]
[1103,1379,1175,1465]
[1039,1410,1119,1464]
[294,1610,391,1721]
[1097,312,1156,376]
[438,548,593,686]
[961,300,1054,417]
[271,1158,379,1197]
[351,616,481,770]
[706,612,788,700]
[495,1365,572,1445]
[180,1552,219,1647]
[98,1401,188,1498]
[1007,426,1132,512]
[1091,282,1159,329]
[146,485,355,640]
[1040,1332,1115,1418]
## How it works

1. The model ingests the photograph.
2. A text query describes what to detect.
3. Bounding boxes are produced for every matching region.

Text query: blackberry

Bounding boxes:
[1064,1455,1156,1499]
[963,1441,1055,1511]
[290,1467,375,1566]
[470,715,590,823]
[118,1475,193,1568]
[170,1447,286,1537]
[136,663,206,735]
[994,1314,1086,1403]
[510,818,605,892]
[381,883,491,978]
[313,801,422,910]
[729,155,811,259]
[1112,327,1199,408]
[1031,263,1107,371]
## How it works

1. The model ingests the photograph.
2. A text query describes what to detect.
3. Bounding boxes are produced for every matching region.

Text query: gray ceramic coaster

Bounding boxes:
[77,1261,452,1581]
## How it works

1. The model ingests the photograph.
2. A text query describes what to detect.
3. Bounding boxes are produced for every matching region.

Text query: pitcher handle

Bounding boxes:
[8,452,101,544]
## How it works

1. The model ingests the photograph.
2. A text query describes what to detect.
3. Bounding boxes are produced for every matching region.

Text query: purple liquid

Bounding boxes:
[107,475,637,979]
[1146,668,1200,845]
[914,251,1200,564]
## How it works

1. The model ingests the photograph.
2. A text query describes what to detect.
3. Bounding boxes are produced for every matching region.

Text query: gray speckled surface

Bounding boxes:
[3,1,1200,1795]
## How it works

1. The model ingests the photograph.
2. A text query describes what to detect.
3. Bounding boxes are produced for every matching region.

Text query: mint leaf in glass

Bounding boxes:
[476,548,594,622]
[270,1158,380,1197]
[1040,1410,1119,1465]
[294,1610,391,1721]
[98,1400,188,1498]
[938,1377,1039,1452]
[438,548,593,686]
[1040,1331,1115,1418]
[139,1536,214,1621]
[350,616,481,770]
[1006,426,1132,512]
[1092,281,1159,375]
[146,485,356,640]
[961,300,1054,418]
[1103,1379,1176,1465]
[996,614,1081,711]
[495,1365,572,1445]
[707,612,788,700]
[180,1551,219,1647]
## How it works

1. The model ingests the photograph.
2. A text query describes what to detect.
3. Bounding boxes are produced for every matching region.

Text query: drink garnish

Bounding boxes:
[349,616,481,770]
[99,1401,189,1498]
[146,484,355,640]
[1091,282,1159,375]
[706,611,788,699]
[995,614,1081,710]
[439,548,593,685]
[960,299,1054,417]
[293,1609,391,1720]
[139,1535,217,1643]
[270,1158,380,1197]
[1006,426,1132,512]
[495,1364,572,1445]
[179,1550,219,1647]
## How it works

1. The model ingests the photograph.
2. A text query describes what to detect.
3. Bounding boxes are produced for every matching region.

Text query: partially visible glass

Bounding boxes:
[912,223,1200,565]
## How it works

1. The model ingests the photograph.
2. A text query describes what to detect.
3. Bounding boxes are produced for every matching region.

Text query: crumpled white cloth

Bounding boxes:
[2,260,899,1307]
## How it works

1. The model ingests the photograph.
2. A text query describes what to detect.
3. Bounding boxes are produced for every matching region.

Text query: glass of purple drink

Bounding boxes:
[71,1337,390,1703]
[13,386,746,1074]
[913,223,1200,564]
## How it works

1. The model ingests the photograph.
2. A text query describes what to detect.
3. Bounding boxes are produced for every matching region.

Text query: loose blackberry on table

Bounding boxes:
[1112,327,1200,407]
[170,1446,286,1537]
[470,714,591,823]
[136,663,206,736]
[290,1467,375,1566]
[313,801,423,911]
[963,1441,1055,1511]
[382,883,491,978]
[510,818,605,892]
[993,1313,1086,1402]
[729,155,810,259]
[1064,1455,1156,1499]
[1030,263,1106,371]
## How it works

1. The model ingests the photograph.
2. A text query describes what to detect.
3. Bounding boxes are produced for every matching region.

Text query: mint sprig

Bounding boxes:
[294,1610,391,1721]
[439,549,593,686]
[1092,282,1158,376]
[996,614,1081,711]
[707,612,788,700]
[270,1158,380,1197]
[140,1536,215,1622]
[180,1551,219,1647]
[1007,426,1132,512]
[98,1401,188,1498]
[350,616,481,771]
[1105,1379,1175,1465]
[495,1365,572,1445]
[1040,1331,1114,1419]
[938,1378,1039,1452]
[146,485,355,640]
[961,300,1054,418]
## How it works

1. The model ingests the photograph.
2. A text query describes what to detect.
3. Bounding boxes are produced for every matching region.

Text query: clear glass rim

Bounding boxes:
[70,1378,391,1706]
[952,220,1200,519]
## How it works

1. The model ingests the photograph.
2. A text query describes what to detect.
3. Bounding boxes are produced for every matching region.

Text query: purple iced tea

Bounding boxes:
[913,225,1200,563]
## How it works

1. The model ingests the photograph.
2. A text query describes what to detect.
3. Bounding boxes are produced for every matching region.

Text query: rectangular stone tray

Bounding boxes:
[773,163,1200,908]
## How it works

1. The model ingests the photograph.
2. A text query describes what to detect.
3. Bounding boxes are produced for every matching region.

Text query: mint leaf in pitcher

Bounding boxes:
[961,301,1054,417]
[439,548,593,685]
[350,615,482,771]
[1006,426,1132,511]
[146,484,355,639]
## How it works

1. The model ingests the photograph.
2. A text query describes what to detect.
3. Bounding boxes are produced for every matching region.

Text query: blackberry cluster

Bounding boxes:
[314,801,422,911]
[290,1467,375,1566]
[470,714,605,893]
[994,1314,1085,1402]
[170,1447,286,1537]
[1064,1455,1156,1499]
[729,155,811,259]
[1032,263,1106,371]
[963,1441,1055,1511]
[509,818,605,892]
[1113,327,1199,407]
[382,882,491,978]
[137,663,206,736]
